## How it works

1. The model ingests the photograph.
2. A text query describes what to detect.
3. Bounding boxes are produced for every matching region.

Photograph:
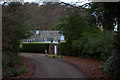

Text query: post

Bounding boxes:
[49,40,54,54]
[58,40,60,55]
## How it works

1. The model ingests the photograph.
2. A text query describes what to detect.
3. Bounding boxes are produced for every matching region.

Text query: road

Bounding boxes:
[19,54,89,78]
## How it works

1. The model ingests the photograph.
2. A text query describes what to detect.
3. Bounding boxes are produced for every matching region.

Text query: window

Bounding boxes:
[36,30,39,34]
[43,38,46,41]
[47,38,54,41]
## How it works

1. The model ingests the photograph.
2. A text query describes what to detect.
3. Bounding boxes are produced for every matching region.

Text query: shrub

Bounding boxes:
[72,37,88,56]
[102,34,120,77]
[2,52,24,77]
[10,67,27,77]
[60,42,75,56]
[82,31,114,60]
[60,42,66,55]
[102,51,120,77]
[20,43,52,53]
[71,30,114,60]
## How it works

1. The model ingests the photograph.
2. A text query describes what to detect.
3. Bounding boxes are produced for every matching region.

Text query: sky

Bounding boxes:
[23,0,90,3]
[21,0,91,6]
[1,0,119,4]
[0,0,91,6]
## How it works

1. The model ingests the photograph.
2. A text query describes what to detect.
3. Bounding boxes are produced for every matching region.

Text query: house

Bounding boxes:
[22,30,65,55]
[23,30,65,43]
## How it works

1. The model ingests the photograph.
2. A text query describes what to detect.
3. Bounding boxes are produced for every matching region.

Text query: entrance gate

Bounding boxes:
[49,44,59,55]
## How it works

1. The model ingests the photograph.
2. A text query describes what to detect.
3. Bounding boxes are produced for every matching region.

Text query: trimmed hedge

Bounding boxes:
[20,43,57,53]
[60,42,76,56]
[60,42,66,55]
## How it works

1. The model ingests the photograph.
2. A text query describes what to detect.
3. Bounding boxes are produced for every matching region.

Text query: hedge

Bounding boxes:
[20,43,57,53]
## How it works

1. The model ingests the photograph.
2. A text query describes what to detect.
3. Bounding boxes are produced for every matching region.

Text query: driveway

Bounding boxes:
[19,54,89,78]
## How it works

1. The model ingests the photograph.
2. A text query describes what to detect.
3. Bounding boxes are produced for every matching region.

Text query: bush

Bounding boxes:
[83,31,114,60]
[71,30,114,60]
[20,43,52,53]
[60,28,114,59]
[72,37,88,56]
[2,52,24,77]
[60,42,66,55]
[60,42,75,56]
[10,67,27,77]
[102,51,120,77]
[102,34,120,77]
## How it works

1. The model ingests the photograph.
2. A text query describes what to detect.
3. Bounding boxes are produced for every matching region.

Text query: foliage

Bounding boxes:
[10,67,27,77]
[83,31,114,60]
[71,26,114,60]
[59,13,99,56]
[2,2,32,77]
[2,52,24,77]
[58,2,120,78]
[20,43,50,53]
[102,34,120,77]
[52,21,65,30]
[102,51,120,77]
[72,37,88,56]
[60,42,66,55]
[88,2,120,77]
[89,2,120,30]
[2,2,32,52]
[59,16,114,60]
[62,13,90,42]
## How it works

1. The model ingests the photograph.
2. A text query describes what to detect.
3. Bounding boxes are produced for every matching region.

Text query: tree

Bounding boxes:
[2,2,32,76]
[88,2,120,77]
[89,2,120,31]
[55,12,94,56]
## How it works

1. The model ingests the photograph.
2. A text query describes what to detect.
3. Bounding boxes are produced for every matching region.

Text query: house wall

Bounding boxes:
[23,30,63,43]
[39,30,61,42]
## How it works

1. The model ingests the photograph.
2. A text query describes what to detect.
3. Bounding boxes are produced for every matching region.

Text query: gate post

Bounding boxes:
[49,40,54,54]
[57,40,60,55]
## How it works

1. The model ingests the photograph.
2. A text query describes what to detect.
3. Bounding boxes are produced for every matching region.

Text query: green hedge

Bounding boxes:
[60,42,77,56]
[20,43,57,53]
[60,42,66,55]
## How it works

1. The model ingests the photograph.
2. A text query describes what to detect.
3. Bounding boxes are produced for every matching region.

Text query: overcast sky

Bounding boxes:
[23,0,91,5]
[0,0,91,6]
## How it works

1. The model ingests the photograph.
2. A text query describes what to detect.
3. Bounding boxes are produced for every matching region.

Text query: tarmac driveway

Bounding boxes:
[19,54,89,78]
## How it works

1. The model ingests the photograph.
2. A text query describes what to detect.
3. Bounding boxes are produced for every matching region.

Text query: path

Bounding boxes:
[19,54,89,78]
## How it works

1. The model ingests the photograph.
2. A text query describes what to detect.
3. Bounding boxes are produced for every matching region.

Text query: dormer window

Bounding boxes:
[36,30,39,34]
[60,34,64,40]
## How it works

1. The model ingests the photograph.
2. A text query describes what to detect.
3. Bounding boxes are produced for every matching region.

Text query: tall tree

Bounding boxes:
[89,2,120,31]
[2,2,32,76]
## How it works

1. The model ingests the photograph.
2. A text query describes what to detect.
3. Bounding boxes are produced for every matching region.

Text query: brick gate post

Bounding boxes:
[49,40,54,54]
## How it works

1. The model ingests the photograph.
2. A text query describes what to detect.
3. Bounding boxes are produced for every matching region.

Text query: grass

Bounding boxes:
[20,52,41,54]
[22,42,58,45]
[45,54,63,58]
[20,53,63,58]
